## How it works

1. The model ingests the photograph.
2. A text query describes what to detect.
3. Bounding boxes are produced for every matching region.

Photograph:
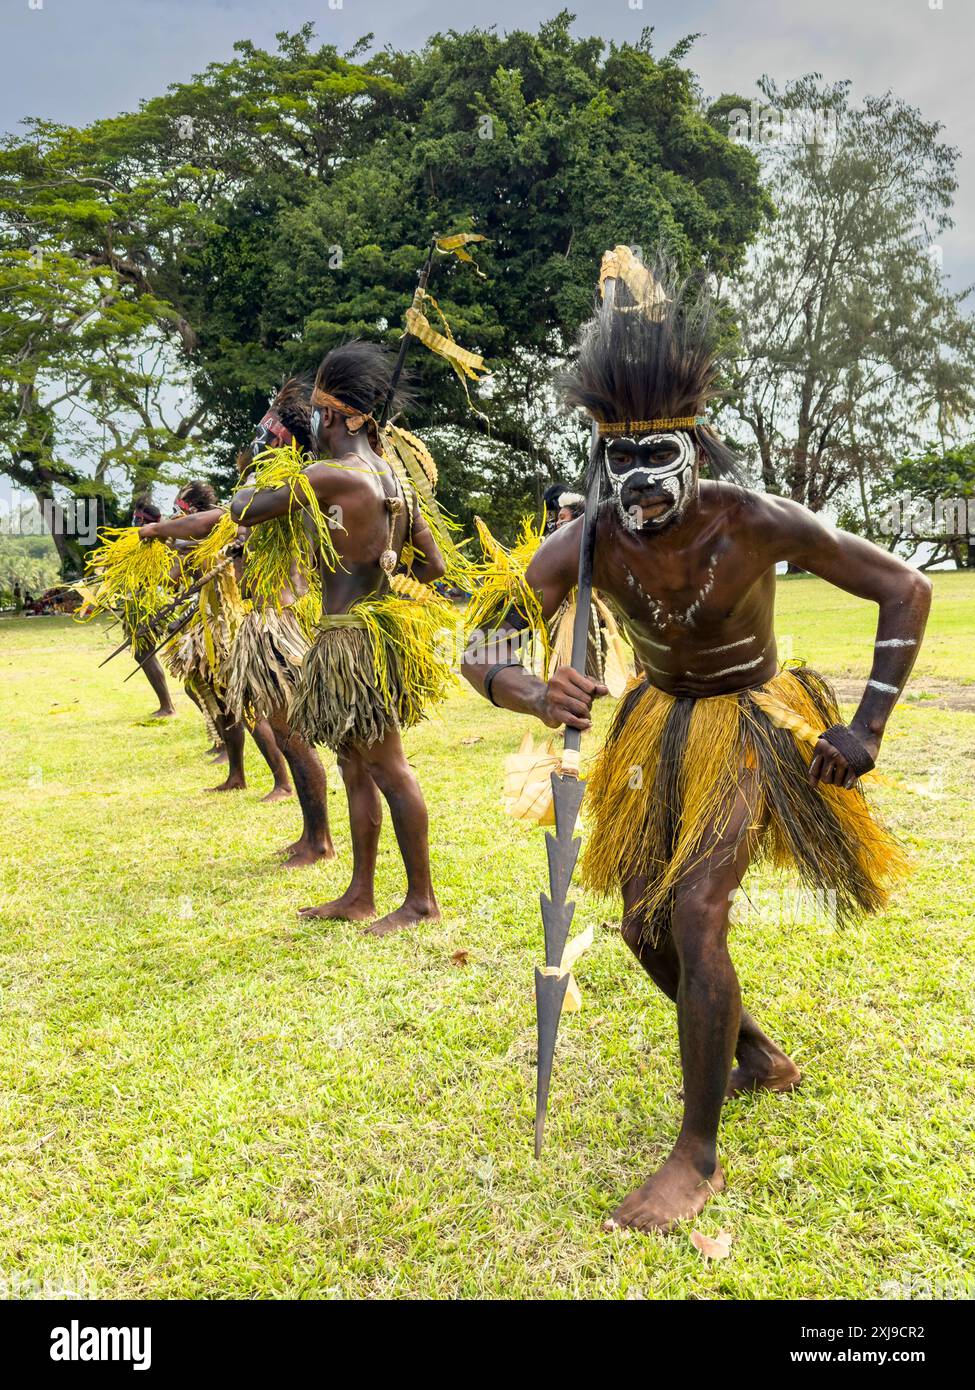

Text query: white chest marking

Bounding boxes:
[702,635,756,655]
[686,652,765,681]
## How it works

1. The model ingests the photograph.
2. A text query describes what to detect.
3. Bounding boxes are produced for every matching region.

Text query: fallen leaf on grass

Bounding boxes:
[461,736,483,746]
[690,1229,733,1261]
[450,949,470,967]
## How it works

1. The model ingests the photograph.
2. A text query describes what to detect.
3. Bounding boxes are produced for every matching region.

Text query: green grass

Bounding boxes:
[776,569,975,683]
[0,573,973,1299]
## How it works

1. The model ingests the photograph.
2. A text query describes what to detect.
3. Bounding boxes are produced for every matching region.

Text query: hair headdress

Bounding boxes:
[562,247,741,483]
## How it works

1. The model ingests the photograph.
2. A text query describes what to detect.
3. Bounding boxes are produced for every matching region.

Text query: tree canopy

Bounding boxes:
[1,16,770,569]
[718,75,975,521]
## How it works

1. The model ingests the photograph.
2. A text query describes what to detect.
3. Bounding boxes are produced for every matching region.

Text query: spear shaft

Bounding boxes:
[534,275,617,1158]
[377,234,440,429]
[122,601,199,682]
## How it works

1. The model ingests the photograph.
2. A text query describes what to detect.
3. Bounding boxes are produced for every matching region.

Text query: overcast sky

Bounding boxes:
[3,0,973,288]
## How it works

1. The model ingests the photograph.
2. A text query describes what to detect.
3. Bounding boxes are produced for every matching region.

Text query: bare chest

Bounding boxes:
[595,527,778,691]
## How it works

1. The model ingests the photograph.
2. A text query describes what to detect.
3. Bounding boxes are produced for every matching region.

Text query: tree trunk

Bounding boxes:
[32,487,88,580]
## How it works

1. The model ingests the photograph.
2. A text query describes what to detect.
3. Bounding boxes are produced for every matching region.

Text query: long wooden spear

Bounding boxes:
[534,271,618,1158]
[377,234,440,429]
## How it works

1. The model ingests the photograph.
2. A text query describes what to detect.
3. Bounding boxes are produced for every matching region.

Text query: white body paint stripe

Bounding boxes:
[687,654,765,680]
[868,679,899,694]
[875,638,916,648]
[702,636,755,655]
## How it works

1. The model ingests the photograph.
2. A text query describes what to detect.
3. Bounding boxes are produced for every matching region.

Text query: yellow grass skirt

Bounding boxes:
[290,593,456,752]
[580,666,908,940]
[162,564,242,689]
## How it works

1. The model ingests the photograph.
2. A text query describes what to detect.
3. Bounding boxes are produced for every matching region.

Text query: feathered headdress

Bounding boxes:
[561,247,741,483]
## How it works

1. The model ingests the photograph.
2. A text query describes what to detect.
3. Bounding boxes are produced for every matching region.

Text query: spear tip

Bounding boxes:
[534,967,571,1159]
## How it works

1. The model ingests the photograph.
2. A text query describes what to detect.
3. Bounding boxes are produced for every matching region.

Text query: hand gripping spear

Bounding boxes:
[534,270,618,1158]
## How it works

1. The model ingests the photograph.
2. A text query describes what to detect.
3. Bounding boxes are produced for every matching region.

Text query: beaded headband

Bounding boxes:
[597,415,706,437]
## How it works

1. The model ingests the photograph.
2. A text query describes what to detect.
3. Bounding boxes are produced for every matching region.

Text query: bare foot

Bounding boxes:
[207,776,245,793]
[362,898,440,938]
[603,1153,724,1235]
[282,843,336,869]
[298,891,376,921]
[208,746,230,764]
[150,707,176,719]
[727,1046,802,1098]
[260,785,294,804]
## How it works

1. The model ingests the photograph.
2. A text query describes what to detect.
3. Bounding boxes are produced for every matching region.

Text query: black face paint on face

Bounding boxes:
[604,431,698,532]
[249,410,295,459]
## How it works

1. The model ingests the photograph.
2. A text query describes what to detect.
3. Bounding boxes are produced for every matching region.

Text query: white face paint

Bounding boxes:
[603,431,697,531]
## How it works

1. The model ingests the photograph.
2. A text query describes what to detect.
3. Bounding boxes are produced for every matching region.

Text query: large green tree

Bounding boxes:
[0,246,203,575]
[838,444,975,569]
[1,16,769,562]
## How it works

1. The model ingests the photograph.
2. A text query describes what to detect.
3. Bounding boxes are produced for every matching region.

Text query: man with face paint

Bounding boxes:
[463,250,931,1234]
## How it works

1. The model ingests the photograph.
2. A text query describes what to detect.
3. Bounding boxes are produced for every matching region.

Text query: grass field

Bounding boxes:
[0,574,973,1300]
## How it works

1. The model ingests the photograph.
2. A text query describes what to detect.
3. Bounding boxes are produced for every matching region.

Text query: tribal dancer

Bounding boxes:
[463,253,930,1233]
[216,383,334,865]
[137,481,293,802]
[79,503,180,718]
[127,501,177,718]
[231,343,454,933]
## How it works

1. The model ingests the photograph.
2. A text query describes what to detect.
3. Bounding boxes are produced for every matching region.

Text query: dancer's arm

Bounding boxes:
[139,508,224,541]
[462,517,608,729]
[773,496,932,787]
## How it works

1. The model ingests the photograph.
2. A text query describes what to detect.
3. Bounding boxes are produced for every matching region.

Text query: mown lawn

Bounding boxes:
[0,574,973,1300]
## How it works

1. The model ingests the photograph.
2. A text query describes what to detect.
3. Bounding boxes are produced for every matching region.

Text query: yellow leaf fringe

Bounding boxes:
[464,515,550,670]
[185,509,240,574]
[349,591,458,722]
[233,442,343,612]
[78,527,183,633]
